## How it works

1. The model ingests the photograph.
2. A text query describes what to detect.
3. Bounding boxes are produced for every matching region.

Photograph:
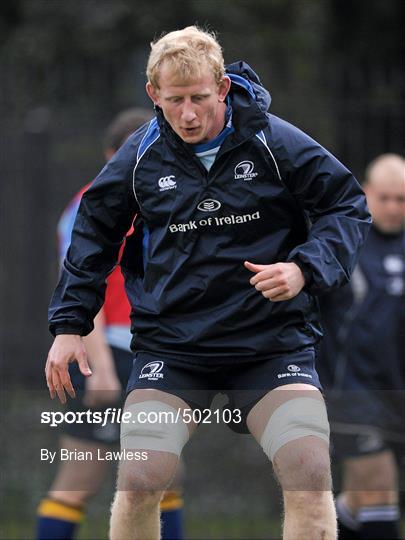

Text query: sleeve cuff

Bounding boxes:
[288,257,313,289]
[50,326,87,337]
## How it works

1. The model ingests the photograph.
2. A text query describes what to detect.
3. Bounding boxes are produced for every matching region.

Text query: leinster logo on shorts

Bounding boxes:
[139,361,164,381]
[287,364,301,372]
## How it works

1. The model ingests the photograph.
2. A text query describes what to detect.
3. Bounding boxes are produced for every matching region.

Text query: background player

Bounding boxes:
[37,108,185,540]
[318,153,405,539]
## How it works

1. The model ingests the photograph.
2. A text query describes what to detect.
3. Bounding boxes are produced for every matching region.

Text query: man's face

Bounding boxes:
[146,63,230,144]
[365,173,405,234]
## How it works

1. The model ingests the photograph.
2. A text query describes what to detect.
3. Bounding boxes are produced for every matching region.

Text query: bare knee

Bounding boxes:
[343,450,397,492]
[123,468,173,493]
[49,436,110,505]
[274,437,332,491]
[342,450,398,510]
[114,488,163,515]
[116,451,178,493]
[48,489,95,507]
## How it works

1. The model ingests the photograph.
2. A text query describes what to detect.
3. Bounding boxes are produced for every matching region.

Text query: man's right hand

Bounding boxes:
[45,334,92,403]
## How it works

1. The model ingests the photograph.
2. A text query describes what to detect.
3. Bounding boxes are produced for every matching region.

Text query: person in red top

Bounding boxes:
[37,108,185,540]
[58,180,134,359]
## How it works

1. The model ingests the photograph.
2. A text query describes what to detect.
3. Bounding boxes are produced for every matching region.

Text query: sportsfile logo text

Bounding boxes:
[41,407,242,427]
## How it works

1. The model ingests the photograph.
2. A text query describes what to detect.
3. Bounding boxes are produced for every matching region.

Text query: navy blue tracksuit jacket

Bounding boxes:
[49,62,371,362]
[318,226,405,391]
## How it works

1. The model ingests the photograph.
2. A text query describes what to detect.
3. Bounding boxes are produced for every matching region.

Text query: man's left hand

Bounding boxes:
[245,261,305,302]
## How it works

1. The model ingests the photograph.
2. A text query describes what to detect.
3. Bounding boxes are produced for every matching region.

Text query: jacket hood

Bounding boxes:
[226,61,272,113]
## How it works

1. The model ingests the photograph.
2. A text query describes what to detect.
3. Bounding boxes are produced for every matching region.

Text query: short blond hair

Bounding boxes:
[147,26,225,88]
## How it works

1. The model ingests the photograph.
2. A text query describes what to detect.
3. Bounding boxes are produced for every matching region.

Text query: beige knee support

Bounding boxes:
[120,400,189,456]
[260,397,330,461]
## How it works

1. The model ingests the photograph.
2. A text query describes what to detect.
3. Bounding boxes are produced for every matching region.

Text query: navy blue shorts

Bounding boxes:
[126,346,322,433]
[64,346,133,444]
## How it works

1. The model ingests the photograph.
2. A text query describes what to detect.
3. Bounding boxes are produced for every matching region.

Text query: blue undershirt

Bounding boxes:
[192,103,234,171]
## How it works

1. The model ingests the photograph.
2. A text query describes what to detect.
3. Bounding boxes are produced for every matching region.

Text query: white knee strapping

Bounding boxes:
[120,400,189,456]
[260,397,330,461]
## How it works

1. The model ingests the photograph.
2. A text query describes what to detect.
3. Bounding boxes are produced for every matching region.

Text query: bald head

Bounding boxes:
[365,154,404,188]
[363,153,405,233]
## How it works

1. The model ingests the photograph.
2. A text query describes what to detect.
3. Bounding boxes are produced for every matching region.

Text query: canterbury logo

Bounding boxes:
[197,199,221,212]
[158,175,177,191]
[234,160,258,180]
[139,361,164,380]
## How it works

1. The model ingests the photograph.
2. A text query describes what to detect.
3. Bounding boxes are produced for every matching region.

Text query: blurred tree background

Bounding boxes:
[0,1,404,538]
